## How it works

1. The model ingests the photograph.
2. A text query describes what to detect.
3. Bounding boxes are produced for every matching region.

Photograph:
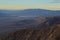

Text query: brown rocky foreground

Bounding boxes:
[0,24,60,40]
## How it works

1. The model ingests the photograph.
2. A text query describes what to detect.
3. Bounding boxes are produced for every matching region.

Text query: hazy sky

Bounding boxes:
[0,0,60,10]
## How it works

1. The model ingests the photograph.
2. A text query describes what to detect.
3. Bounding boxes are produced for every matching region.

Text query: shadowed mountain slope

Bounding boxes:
[0,16,60,40]
[0,24,60,40]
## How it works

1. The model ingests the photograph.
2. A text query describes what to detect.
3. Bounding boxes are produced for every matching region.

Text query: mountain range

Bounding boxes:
[0,9,60,40]
[0,9,60,17]
[0,16,60,40]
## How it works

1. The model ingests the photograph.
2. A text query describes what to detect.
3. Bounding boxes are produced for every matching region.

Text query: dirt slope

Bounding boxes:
[0,24,60,40]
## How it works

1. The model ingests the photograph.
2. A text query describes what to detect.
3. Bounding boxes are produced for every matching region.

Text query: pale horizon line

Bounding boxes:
[0,8,60,11]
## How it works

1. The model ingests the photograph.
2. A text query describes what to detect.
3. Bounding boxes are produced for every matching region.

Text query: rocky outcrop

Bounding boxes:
[0,24,60,40]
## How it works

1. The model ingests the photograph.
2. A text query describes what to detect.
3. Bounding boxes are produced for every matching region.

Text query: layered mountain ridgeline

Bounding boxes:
[0,16,60,40]
[0,24,60,40]
[0,9,60,17]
